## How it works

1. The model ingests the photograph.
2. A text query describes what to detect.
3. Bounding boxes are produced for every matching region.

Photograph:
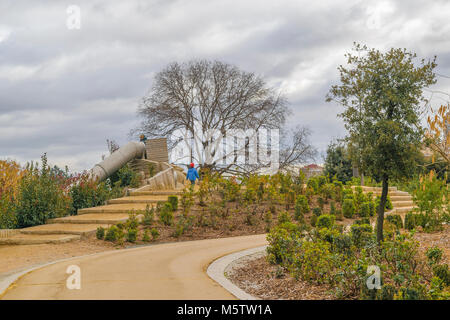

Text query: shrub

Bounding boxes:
[158,202,174,226]
[317,176,327,188]
[426,247,443,266]
[330,201,336,215]
[109,164,140,188]
[105,225,119,242]
[142,205,155,225]
[350,224,372,246]
[125,212,139,229]
[317,214,335,229]
[432,264,450,286]
[306,178,319,194]
[405,212,416,230]
[142,229,151,242]
[375,195,393,212]
[96,227,105,240]
[16,154,71,227]
[386,214,403,229]
[342,199,355,218]
[335,209,343,221]
[168,195,179,211]
[368,201,376,216]
[126,228,138,243]
[360,201,371,217]
[294,195,309,221]
[150,228,159,241]
[312,207,322,216]
[70,173,120,215]
[277,211,291,224]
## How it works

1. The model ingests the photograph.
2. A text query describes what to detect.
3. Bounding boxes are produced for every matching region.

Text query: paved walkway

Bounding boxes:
[1,234,267,300]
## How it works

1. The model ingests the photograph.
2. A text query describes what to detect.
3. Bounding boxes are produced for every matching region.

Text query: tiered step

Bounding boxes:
[352,185,416,216]
[0,234,81,245]
[48,213,131,225]
[0,190,182,245]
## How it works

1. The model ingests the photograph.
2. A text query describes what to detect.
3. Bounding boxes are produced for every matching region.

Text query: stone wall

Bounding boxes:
[0,229,19,238]
[145,138,169,163]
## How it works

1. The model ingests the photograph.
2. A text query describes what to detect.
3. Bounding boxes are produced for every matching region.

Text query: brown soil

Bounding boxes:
[227,256,335,300]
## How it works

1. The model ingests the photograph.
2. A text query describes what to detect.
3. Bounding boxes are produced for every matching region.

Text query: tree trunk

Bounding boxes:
[376,175,389,243]
[360,173,364,186]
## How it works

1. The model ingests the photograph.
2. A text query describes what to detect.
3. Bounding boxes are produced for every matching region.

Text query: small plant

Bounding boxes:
[277,211,291,224]
[126,212,139,229]
[142,229,151,242]
[158,202,174,226]
[342,199,355,218]
[142,204,155,225]
[105,225,119,242]
[150,228,159,241]
[126,228,138,243]
[335,209,344,221]
[330,201,336,215]
[96,226,105,240]
[426,247,443,266]
[360,201,371,217]
[294,195,309,221]
[317,214,335,229]
[312,207,322,216]
[386,214,403,229]
[405,212,416,230]
[310,214,317,227]
[168,195,178,211]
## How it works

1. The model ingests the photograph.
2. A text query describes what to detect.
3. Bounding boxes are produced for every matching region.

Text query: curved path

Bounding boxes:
[1,234,267,300]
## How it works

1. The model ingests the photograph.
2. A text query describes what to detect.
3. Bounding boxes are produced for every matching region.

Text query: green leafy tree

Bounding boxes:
[326,43,436,242]
[323,141,353,183]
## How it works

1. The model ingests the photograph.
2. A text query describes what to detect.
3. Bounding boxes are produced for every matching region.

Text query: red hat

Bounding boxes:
[190,163,194,168]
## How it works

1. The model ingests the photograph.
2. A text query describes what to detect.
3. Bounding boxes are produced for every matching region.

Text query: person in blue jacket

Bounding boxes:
[186,163,199,186]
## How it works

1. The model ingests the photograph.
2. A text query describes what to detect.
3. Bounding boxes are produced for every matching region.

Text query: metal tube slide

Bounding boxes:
[90,141,146,182]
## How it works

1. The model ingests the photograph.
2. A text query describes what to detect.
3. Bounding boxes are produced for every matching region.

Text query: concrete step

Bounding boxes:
[391,200,414,208]
[389,195,412,201]
[129,190,183,196]
[48,213,132,224]
[107,195,169,205]
[77,203,153,215]
[368,191,410,197]
[0,234,81,245]
[393,206,417,214]
[19,223,110,237]
[352,186,398,192]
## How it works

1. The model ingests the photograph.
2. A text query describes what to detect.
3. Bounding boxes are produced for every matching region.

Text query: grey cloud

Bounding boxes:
[0,0,449,170]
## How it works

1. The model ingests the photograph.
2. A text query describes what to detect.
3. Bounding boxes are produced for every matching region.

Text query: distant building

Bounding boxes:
[301,164,324,179]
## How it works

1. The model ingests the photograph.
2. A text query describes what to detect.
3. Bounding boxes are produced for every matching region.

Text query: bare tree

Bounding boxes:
[134,60,315,173]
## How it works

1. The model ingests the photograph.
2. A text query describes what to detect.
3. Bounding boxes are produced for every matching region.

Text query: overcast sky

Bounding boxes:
[1,0,450,171]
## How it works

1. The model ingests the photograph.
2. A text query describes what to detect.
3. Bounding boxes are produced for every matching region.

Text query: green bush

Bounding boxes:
[350,224,372,246]
[386,214,403,229]
[105,225,120,242]
[375,195,393,212]
[126,212,139,229]
[70,173,121,215]
[16,155,71,227]
[150,228,159,241]
[277,211,292,224]
[312,207,322,216]
[317,214,335,229]
[405,212,416,230]
[294,195,309,221]
[168,195,179,211]
[109,164,140,188]
[142,205,155,225]
[330,201,336,215]
[342,199,355,218]
[126,228,138,243]
[96,226,105,240]
[317,197,325,210]
[360,201,371,217]
[142,229,151,242]
[426,247,443,266]
[432,264,450,286]
[307,178,319,193]
[158,202,174,226]
[317,176,327,188]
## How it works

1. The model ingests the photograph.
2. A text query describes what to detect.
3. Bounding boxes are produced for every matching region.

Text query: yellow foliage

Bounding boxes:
[0,160,24,199]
